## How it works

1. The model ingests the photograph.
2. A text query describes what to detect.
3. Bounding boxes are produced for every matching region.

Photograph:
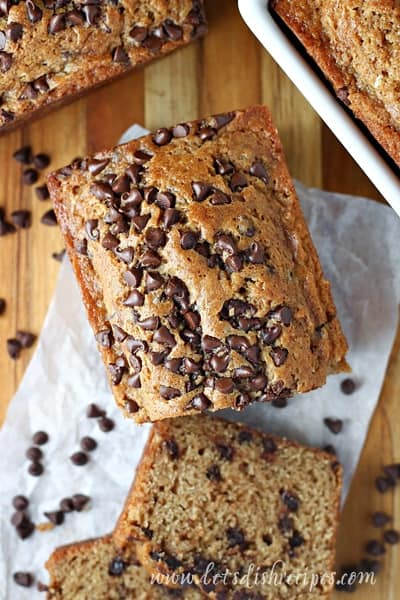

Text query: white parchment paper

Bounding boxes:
[1,125,400,599]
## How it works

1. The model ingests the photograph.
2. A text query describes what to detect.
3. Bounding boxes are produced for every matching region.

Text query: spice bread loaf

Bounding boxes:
[113,416,343,599]
[46,534,202,599]
[0,0,206,132]
[49,104,348,423]
[271,0,400,166]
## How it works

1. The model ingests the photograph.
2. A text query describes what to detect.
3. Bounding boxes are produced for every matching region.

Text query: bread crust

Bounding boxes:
[271,0,400,167]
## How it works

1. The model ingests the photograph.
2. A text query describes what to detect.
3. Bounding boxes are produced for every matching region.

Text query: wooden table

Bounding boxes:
[0,2,398,598]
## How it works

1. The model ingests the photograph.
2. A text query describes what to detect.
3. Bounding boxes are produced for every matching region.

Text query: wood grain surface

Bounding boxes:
[0,2,398,598]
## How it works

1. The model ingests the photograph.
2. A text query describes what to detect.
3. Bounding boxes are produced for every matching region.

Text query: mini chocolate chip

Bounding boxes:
[337,86,350,106]
[12,495,29,510]
[250,161,269,183]
[150,351,168,365]
[28,461,44,476]
[75,239,88,255]
[35,184,49,200]
[80,436,97,452]
[70,451,89,466]
[341,378,356,395]
[59,497,74,512]
[124,288,145,307]
[11,210,31,229]
[190,393,211,411]
[216,443,234,461]
[33,430,48,445]
[109,557,126,576]
[384,529,399,544]
[13,572,34,588]
[72,494,90,511]
[160,385,181,400]
[164,438,179,459]
[192,182,213,202]
[16,330,36,348]
[323,418,343,434]
[7,338,22,359]
[22,168,38,185]
[153,127,172,146]
[270,347,288,367]
[140,249,161,268]
[86,403,105,418]
[26,446,42,461]
[365,540,385,556]
[98,417,115,432]
[44,510,64,526]
[172,123,190,137]
[112,45,130,65]
[41,209,57,226]
[13,146,32,164]
[213,112,235,129]
[206,464,221,482]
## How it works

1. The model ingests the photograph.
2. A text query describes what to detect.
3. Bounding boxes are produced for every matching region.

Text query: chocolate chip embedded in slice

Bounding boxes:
[129,25,148,43]
[145,271,164,292]
[123,290,145,307]
[44,510,64,526]
[13,572,34,588]
[87,158,109,176]
[162,208,181,228]
[269,305,293,326]
[270,347,288,367]
[180,230,200,250]
[108,557,126,576]
[160,386,181,400]
[323,418,343,435]
[202,335,223,352]
[226,527,248,550]
[214,157,235,175]
[189,393,211,411]
[70,451,89,466]
[33,430,49,445]
[11,210,31,229]
[7,338,22,359]
[138,316,159,331]
[192,181,213,202]
[250,161,269,184]
[124,267,143,288]
[163,20,183,41]
[235,393,251,410]
[172,123,190,138]
[206,464,221,482]
[230,172,248,192]
[262,438,277,455]
[90,181,114,201]
[281,490,299,512]
[215,377,234,394]
[95,329,113,348]
[26,0,42,22]
[133,149,153,165]
[102,232,119,250]
[0,50,12,72]
[153,127,172,146]
[247,241,265,264]
[164,438,179,459]
[132,214,150,232]
[238,431,253,444]
[213,112,235,129]
[153,326,176,347]
[112,46,130,65]
[198,126,216,141]
[260,325,282,345]
[145,227,166,249]
[41,209,58,226]
[142,34,163,53]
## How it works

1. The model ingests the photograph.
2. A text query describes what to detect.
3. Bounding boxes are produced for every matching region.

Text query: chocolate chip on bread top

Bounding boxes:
[0,0,207,131]
[49,105,348,423]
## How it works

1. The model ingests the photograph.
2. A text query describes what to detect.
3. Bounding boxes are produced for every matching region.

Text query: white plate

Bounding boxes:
[238,0,400,215]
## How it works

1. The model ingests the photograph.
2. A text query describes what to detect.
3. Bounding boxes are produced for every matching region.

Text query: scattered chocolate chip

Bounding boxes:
[109,557,126,576]
[44,510,64,526]
[72,493,90,511]
[102,232,119,250]
[35,184,49,201]
[22,168,38,185]
[52,249,65,262]
[375,476,395,493]
[37,581,49,592]
[142,34,163,52]
[337,86,351,106]
[269,305,292,326]
[0,50,12,72]
[210,191,231,206]
[98,416,115,432]
[341,378,356,395]
[213,112,235,129]
[86,403,105,418]
[26,446,42,461]
[11,511,29,527]
[384,529,399,545]
[235,393,251,410]
[12,495,29,511]
[33,430,48,445]
[0,298,5,315]
[70,451,89,466]
[13,146,32,164]
[383,463,400,480]
[11,209,31,229]
[7,338,21,359]
[365,540,385,556]
[124,267,143,288]
[269,347,288,367]
[82,4,100,25]
[145,271,164,292]
[164,20,183,40]
[180,230,200,250]
[41,209,57,226]
[28,461,44,476]
[133,149,152,165]
[16,519,34,539]
[13,572,34,588]
[16,330,36,348]
[198,126,215,142]
[138,316,159,330]
[80,436,97,452]
[33,153,50,170]
[372,512,391,528]
[289,531,305,548]
[206,464,221,482]
[59,497,74,512]
[323,418,343,435]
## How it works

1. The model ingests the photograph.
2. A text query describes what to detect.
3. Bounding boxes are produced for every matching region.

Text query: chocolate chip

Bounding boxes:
[262,438,277,455]
[215,377,234,394]
[214,232,237,255]
[11,209,31,229]
[33,153,50,170]
[101,232,119,250]
[33,430,48,445]
[383,463,400,480]
[189,393,211,411]
[153,128,172,146]
[247,242,265,264]
[7,338,21,359]
[341,378,356,395]
[26,0,42,22]
[138,316,159,330]
[87,158,109,176]
[0,50,11,71]
[202,335,223,352]
[260,325,281,345]
[11,511,29,527]
[213,112,235,129]
[164,20,183,40]
[0,298,5,315]
[365,540,385,556]
[372,512,391,528]
[44,510,64,526]
[52,249,65,262]
[192,182,213,202]
[226,527,247,550]
[269,305,292,326]
[28,461,44,476]
[145,271,164,292]
[230,172,248,191]
[124,267,143,288]
[214,158,235,175]
[99,416,115,432]
[156,191,176,209]
[59,497,74,512]
[83,219,98,241]
[82,4,100,25]
[337,86,350,106]
[384,529,399,544]
[7,22,23,42]
[323,418,343,435]
[198,126,216,141]
[26,446,42,461]
[37,581,49,592]
[206,464,221,482]
[70,451,89,466]
[13,572,34,588]
[160,385,181,400]
[41,209,57,226]
[142,34,163,52]
[162,208,181,228]
[12,495,29,510]
[210,191,231,206]
[154,326,176,347]
[270,347,288,367]
[210,354,230,373]
[130,25,148,43]
[250,161,269,184]
[22,168,38,185]
[80,436,97,452]
[216,443,233,461]
[72,494,90,511]
[281,491,299,512]
[35,184,49,201]
[112,45,129,65]
[16,519,34,539]
[180,230,200,249]
[109,557,126,576]
[132,214,150,232]
[125,398,140,414]
[375,476,394,493]
[86,403,105,418]
[172,123,190,138]
[289,531,305,548]
[133,149,152,165]
[16,330,36,348]
[145,227,166,250]
[13,145,32,164]
[164,438,179,459]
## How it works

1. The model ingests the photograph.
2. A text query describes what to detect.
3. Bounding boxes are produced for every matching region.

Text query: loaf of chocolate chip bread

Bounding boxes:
[46,534,202,599]
[0,0,206,131]
[271,0,400,166]
[113,416,343,599]
[48,104,348,423]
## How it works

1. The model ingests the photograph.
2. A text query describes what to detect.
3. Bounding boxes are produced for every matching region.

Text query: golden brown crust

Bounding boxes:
[113,416,343,599]
[271,0,400,166]
[49,104,348,424]
[0,0,206,132]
